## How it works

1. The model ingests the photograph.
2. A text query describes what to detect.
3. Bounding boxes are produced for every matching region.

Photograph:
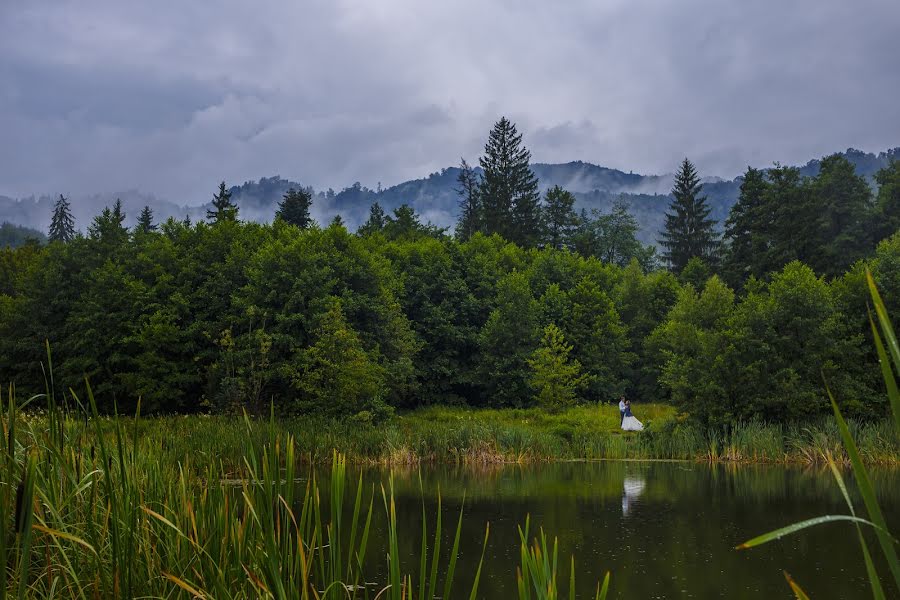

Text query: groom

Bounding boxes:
[618,396,626,426]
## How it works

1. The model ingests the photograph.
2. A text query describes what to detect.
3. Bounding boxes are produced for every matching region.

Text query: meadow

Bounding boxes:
[110,403,899,470]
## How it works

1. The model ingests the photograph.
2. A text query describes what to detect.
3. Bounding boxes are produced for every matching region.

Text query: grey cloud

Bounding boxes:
[0,0,898,206]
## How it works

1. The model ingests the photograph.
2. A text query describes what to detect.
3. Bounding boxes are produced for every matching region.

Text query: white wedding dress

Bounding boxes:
[621,414,643,431]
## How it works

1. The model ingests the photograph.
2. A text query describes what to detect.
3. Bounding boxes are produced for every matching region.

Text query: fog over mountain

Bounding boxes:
[1,147,896,244]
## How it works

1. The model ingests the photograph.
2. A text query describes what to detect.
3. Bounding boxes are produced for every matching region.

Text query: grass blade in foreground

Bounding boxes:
[783,571,811,600]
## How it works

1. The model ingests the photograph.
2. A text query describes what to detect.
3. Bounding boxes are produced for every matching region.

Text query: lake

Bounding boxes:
[346,460,899,599]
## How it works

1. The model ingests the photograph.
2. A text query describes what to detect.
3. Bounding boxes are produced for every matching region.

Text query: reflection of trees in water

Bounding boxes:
[622,475,646,516]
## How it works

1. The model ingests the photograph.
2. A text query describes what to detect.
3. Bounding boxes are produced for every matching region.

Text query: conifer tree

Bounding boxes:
[49,194,76,243]
[276,187,313,228]
[723,167,769,285]
[873,160,900,242]
[542,185,578,247]
[528,323,589,410]
[329,214,345,228]
[455,158,482,240]
[358,202,386,236]
[206,181,239,223]
[659,158,720,272]
[137,205,157,233]
[89,199,128,246]
[478,117,542,246]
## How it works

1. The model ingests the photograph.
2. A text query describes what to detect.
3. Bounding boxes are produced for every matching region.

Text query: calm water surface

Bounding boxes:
[340,461,898,599]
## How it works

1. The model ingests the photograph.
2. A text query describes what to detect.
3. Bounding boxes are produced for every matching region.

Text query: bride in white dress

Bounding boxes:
[621,400,643,431]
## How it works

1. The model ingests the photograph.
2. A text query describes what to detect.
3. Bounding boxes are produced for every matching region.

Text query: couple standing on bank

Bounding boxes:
[618,397,644,431]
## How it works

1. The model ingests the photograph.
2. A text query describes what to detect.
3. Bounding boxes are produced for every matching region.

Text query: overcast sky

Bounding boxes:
[1,0,898,203]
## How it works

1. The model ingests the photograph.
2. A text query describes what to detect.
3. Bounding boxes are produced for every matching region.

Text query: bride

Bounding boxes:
[621,400,644,431]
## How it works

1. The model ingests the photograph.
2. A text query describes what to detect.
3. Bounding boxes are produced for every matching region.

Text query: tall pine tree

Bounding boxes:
[206,182,239,223]
[276,187,313,228]
[136,205,157,233]
[659,158,719,272]
[723,167,769,285]
[49,194,76,243]
[542,185,578,247]
[478,117,542,246]
[455,158,482,240]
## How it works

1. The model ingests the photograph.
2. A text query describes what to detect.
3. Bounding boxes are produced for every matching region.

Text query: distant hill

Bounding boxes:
[0,222,45,248]
[1,147,897,245]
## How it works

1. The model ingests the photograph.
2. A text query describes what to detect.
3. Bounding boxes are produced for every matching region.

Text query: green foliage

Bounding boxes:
[206,181,239,223]
[48,194,75,243]
[479,117,543,247]
[290,298,388,418]
[659,158,720,272]
[528,324,590,410]
[276,187,314,228]
[723,166,768,285]
[358,201,386,236]
[0,223,45,248]
[136,205,156,233]
[455,158,482,241]
[542,186,578,247]
[652,264,877,426]
[573,201,657,269]
[478,271,541,407]
[383,204,446,240]
[679,256,711,290]
[872,160,900,242]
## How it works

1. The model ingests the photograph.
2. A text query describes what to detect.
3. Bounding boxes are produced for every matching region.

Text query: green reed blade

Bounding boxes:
[828,389,900,588]
[868,309,900,435]
[783,571,811,600]
[867,270,900,375]
[827,455,886,600]
[466,523,490,600]
[736,514,889,549]
[426,491,442,600]
[569,555,575,600]
[15,453,36,600]
[442,492,465,600]
[596,571,610,600]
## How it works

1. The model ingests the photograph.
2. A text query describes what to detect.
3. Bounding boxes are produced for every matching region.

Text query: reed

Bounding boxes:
[0,379,614,598]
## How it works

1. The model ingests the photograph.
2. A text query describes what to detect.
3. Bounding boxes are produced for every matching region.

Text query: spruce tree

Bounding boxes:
[542,185,577,247]
[455,158,482,240]
[810,154,874,277]
[89,199,128,246]
[137,205,157,233]
[206,181,239,223]
[659,158,719,272]
[276,187,313,228]
[48,194,76,243]
[723,167,769,285]
[478,117,542,246]
[358,202,386,236]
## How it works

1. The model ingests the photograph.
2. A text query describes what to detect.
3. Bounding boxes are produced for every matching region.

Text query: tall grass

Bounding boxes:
[738,269,900,599]
[0,377,611,598]
[102,406,897,471]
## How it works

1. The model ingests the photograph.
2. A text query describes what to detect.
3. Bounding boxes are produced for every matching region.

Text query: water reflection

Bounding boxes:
[621,475,645,517]
[326,461,898,599]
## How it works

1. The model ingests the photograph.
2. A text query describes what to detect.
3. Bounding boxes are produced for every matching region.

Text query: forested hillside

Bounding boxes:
[2,147,897,245]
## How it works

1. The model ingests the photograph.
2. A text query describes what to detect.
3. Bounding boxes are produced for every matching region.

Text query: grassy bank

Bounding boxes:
[4,394,612,599]
[112,403,900,468]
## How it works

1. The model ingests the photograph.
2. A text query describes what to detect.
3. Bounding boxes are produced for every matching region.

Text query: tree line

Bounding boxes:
[4,117,900,426]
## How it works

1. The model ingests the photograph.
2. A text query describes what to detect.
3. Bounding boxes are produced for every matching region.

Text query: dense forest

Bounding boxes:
[1,118,899,428]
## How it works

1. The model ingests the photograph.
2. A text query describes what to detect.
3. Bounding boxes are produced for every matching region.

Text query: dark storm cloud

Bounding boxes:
[1,0,898,203]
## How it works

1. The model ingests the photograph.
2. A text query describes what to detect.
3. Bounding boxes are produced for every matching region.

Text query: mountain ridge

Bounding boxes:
[2,147,897,244]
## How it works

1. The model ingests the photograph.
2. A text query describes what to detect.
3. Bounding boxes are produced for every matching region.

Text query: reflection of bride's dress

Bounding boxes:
[621,414,643,431]
[621,476,646,516]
